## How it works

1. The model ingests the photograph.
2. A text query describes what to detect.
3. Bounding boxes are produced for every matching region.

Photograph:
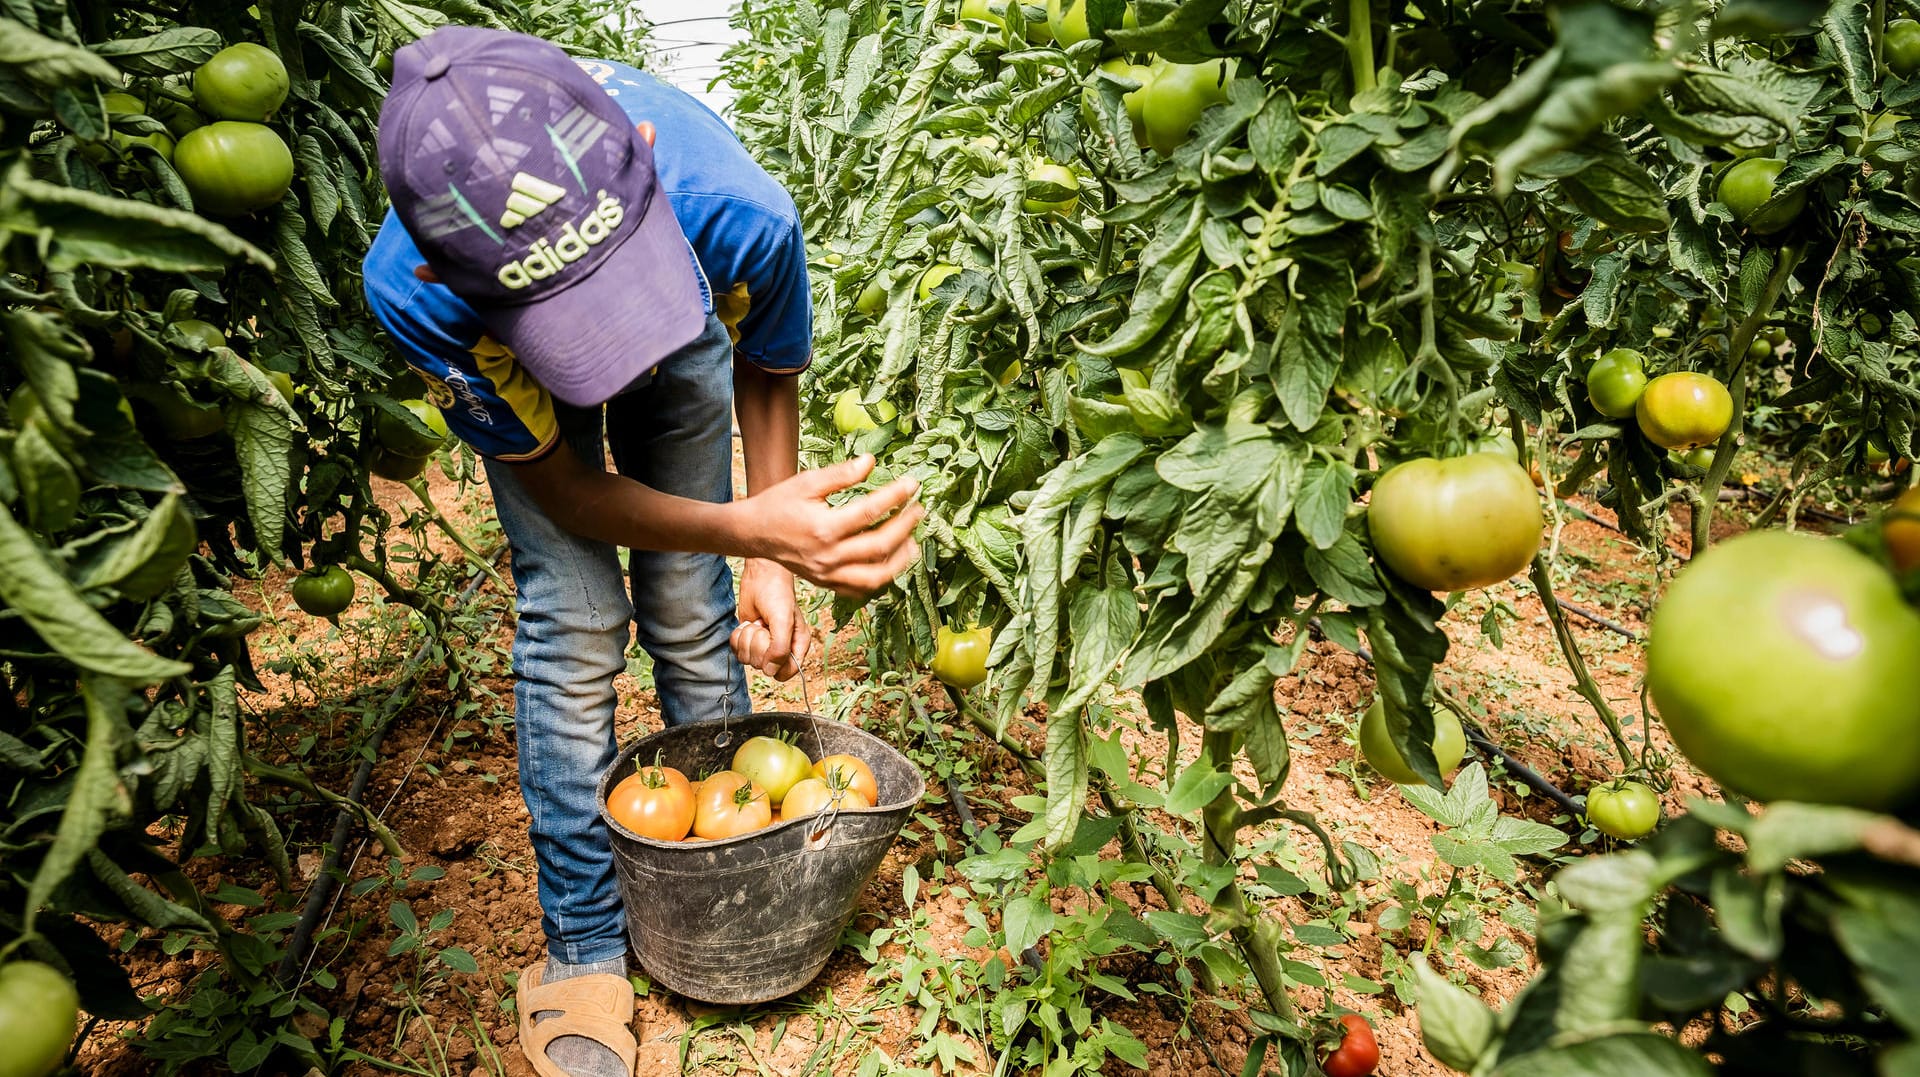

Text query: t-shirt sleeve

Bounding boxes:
[730,211,813,374]
[362,223,561,462]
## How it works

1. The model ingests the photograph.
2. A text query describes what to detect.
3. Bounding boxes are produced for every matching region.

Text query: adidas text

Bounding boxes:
[495,191,625,290]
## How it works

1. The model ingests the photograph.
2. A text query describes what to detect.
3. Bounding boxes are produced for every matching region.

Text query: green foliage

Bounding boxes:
[0,0,645,1068]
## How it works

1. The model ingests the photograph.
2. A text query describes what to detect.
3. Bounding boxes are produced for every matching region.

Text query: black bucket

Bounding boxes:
[597,711,925,1005]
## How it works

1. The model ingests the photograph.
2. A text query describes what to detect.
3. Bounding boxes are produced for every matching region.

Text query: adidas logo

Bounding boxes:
[499,172,568,229]
[495,190,627,290]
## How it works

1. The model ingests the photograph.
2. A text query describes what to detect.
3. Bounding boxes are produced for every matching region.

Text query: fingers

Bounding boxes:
[730,621,773,675]
[731,619,805,680]
[789,618,814,672]
[836,475,922,533]
[762,597,794,669]
[791,454,876,498]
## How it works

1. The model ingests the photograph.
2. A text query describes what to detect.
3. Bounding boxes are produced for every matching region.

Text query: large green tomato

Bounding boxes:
[932,624,992,689]
[854,278,889,317]
[376,399,450,458]
[1022,160,1080,215]
[1358,698,1466,787]
[1635,371,1733,450]
[0,960,78,1077]
[1367,454,1543,591]
[1646,530,1920,809]
[126,381,225,440]
[731,735,814,805]
[174,121,294,216]
[918,263,963,302]
[291,565,355,618]
[1140,59,1232,155]
[193,42,290,121]
[1889,19,1920,78]
[832,389,896,433]
[1717,157,1805,235]
[171,318,226,351]
[1093,58,1153,141]
[959,0,1007,28]
[1046,0,1130,44]
[370,449,430,482]
[1585,347,1648,418]
[1586,780,1660,840]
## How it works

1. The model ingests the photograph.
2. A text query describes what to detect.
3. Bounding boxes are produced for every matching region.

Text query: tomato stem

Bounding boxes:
[1527,553,1635,768]
[1693,245,1802,554]
[1346,0,1377,95]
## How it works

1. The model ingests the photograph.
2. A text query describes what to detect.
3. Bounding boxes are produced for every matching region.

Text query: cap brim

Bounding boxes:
[482,190,707,408]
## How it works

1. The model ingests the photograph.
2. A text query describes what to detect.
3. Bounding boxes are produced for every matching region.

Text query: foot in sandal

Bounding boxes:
[518,958,638,1077]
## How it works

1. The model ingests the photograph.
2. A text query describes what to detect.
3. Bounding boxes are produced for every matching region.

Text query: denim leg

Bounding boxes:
[607,313,749,728]
[484,405,633,965]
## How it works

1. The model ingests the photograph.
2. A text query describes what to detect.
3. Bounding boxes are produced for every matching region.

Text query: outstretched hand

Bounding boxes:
[747,455,922,597]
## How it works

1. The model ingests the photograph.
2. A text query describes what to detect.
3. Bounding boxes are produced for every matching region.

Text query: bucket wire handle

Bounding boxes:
[713,647,738,751]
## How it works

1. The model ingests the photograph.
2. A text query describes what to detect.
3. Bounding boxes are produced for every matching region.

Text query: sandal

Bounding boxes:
[515,962,639,1077]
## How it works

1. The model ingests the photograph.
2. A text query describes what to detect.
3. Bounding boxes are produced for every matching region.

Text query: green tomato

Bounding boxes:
[1367,453,1543,592]
[731,735,814,806]
[291,565,355,618]
[959,0,1007,28]
[1681,446,1716,471]
[174,121,295,216]
[193,42,290,121]
[1022,160,1080,215]
[1498,260,1538,291]
[918,263,963,302]
[932,624,992,689]
[1747,336,1773,360]
[1763,325,1788,347]
[126,381,225,440]
[0,961,78,1077]
[1586,780,1661,840]
[1635,371,1733,450]
[854,279,889,318]
[102,92,176,161]
[1140,59,1232,155]
[1092,58,1153,141]
[376,399,450,458]
[1717,157,1806,235]
[832,389,896,434]
[171,318,227,351]
[1889,18,1920,78]
[1046,0,1127,44]
[1357,698,1466,787]
[370,448,430,481]
[1585,347,1648,418]
[1647,530,1920,809]
[262,366,296,403]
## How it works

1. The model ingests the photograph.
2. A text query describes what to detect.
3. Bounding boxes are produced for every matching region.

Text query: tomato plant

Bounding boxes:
[813,753,879,806]
[375,398,450,457]
[0,960,77,1077]
[1367,455,1543,592]
[1319,1014,1378,1077]
[1585,780,1660,840]
[692,772,775,840]
[1022,160,1080,215]
[731,736,814,805]
[606,765,695,842]
[1646,531,1920,810]
[1887,18,1920,78]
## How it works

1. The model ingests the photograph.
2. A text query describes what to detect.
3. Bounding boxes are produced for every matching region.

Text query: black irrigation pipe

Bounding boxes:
[1325,627,1585,817]
[910,692,1047,977]
[274,557,504,986]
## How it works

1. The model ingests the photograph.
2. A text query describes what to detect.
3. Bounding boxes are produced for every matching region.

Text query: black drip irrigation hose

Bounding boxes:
[908,693,1047,977]
[274,558,504,986]
[1326,628,1585,817]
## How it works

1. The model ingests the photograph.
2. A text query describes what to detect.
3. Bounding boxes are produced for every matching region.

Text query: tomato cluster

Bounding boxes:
[605,737,880,843]
[171,43,295,217]
[371,398,451,481]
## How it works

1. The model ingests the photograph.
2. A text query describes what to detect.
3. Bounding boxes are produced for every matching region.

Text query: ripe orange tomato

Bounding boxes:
[606,765,694,841]
[692,770,773,840]
[1885,486,1920,573]
[812,754,879,806]
[780,777,874,821]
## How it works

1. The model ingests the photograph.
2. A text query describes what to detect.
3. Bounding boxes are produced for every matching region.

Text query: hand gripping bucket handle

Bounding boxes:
[597,709,925,1005]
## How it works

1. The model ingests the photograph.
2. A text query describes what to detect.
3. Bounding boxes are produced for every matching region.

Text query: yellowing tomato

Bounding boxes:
[692,771,773,839]
[931,624,991,689]
[1367,454,1543,591]
[813,754,879,805]
[1635,371,1733,450]
[1357,698,1466,787]
[731,736,813,805]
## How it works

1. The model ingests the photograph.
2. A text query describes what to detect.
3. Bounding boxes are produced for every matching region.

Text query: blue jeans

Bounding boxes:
[483,312,749,964]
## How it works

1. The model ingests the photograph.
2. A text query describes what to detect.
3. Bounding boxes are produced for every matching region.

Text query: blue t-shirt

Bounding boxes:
[363,61,811,461]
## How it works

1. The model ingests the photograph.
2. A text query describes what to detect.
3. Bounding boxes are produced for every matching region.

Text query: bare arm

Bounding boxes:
[508,441,920,596]
[731,362,809,677]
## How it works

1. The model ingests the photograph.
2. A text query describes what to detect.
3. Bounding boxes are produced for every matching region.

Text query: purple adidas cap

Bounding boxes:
[377,26,706,407]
